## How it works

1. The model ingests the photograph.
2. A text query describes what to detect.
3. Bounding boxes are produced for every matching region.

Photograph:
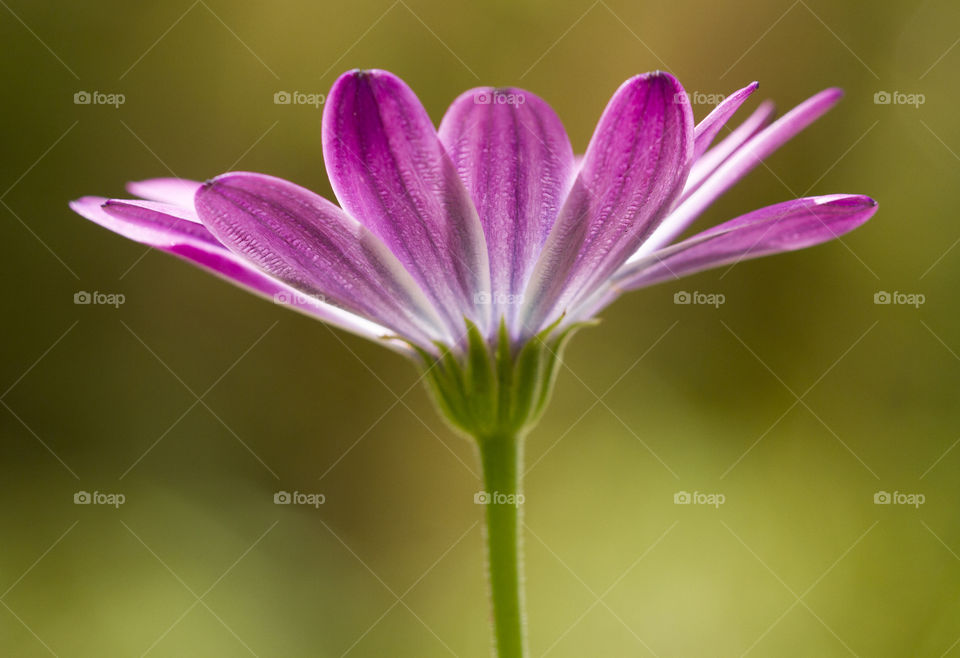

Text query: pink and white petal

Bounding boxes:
[105,198,203,226]
[692,81,759,160]
[323,69,491,335]
[194,172,450,346]
[126,178,203,213]
[683,100,775,202]
[572,194,876,322]
[614,194,877,291]
[642,88,843,255]
[625,100,774,266]
[75,196,218,247]
[438,86,575,328]
[169,242,409,353]
[520,71,694,335]
[69,196,413,353]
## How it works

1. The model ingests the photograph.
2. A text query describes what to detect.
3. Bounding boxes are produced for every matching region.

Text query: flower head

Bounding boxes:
[71,69,876,434]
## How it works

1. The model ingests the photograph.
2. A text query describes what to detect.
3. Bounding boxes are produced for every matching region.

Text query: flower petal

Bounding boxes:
[611,194,877,292]
[322,69,491,335]
[641,88,843,255]
[683,99,775,201]
[438,86,575,327]
[126,178,203,212]
[520,71,694,335]
[692,81,759,160]
[194,172,451,346]
[88,197,217,246]
[620,100,774,271]
[69,196,406,350]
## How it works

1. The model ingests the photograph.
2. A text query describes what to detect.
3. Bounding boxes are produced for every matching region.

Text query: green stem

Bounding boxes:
[477,432,527,658]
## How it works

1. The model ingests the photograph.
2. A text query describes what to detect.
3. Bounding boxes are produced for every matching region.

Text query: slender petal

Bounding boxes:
[692,81,759,160]
[640,88,843,255]
[682,100,775,201]
[520,71,694,335]
[194,172,450,346]
[69,196,407,350]
[611,194,878,292]
[438,87,575,328]
[322,69,491,336]
[621,100,775,270]
[126,178,203,213]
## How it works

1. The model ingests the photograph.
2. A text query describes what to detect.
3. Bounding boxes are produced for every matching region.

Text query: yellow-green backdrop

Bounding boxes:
[2,0,958,655]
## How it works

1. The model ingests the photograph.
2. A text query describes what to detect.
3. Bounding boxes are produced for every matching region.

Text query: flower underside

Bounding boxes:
[411,316,591,437]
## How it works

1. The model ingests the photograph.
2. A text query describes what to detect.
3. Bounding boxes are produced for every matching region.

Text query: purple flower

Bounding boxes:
[70,69,877,356]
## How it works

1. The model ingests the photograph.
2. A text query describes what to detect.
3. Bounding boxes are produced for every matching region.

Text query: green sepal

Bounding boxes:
[464,319,497,429]
[530,320,594,421]
[409,342,471,434]
[494,319,513,430]
[412,316,593,439]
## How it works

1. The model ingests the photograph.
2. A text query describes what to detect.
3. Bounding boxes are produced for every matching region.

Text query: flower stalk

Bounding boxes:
[477,431,527,658]
[413,319,585,657]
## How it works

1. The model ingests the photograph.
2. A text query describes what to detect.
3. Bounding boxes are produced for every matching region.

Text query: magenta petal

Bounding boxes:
[644,88,843,254]
[438,86,575,327]
[322,69,491,334]
[692,81,759,160]
[683,100,775,201]
[69,196,405,349]
[195,172,450,346]
[126,178,203,212]
[612,194,878,291]
[96,198,219,246]
[520,71,694,334]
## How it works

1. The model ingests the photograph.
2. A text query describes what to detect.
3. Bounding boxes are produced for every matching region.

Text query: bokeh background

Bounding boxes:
[2,0,958,655]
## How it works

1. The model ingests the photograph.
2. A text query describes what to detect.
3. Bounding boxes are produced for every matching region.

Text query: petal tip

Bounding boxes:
[823,87,845,103]
[201,171,250,191]
[337,67,394,86]
[847,194,878,208]
[623,70,683,92]
[643,70,681,87]
[68,196,109,215]
[347,68,385,82]
[67,198,86,214]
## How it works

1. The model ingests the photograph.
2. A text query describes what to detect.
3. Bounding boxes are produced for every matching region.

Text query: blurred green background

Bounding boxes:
[2,0,958,655]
